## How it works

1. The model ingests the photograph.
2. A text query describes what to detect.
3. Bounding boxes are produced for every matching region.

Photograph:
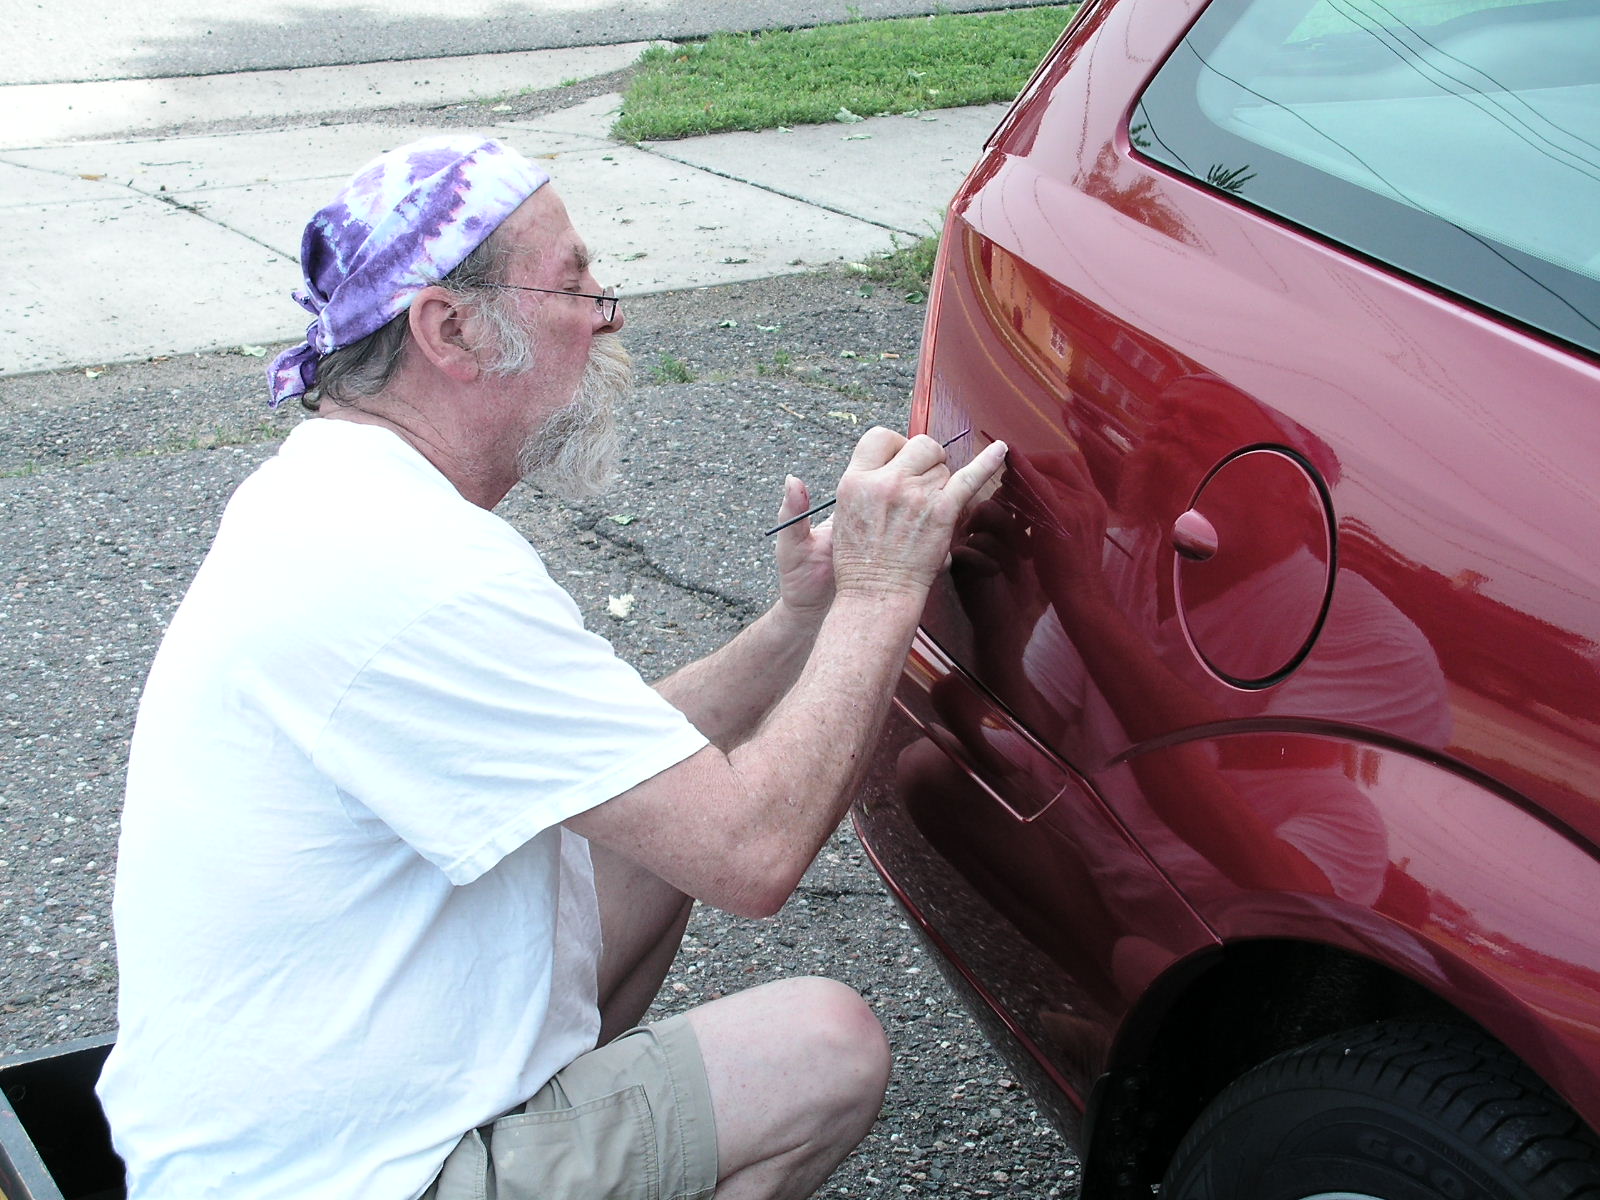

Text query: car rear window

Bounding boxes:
[1132,0,1600,357]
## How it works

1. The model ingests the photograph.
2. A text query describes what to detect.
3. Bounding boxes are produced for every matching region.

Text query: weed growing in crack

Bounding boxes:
[651,355,696,384]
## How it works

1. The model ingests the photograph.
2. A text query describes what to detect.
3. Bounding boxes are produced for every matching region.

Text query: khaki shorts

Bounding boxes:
[422,1014,719,1200]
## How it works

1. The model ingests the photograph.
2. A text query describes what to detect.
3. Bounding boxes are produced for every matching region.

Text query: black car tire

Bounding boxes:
[1161,1020,1600,1200]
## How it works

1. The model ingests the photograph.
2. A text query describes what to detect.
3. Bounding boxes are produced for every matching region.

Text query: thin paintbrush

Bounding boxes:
[764,428,972,536]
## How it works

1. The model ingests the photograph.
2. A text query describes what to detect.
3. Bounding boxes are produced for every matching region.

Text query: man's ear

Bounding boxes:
[406,286,482,382]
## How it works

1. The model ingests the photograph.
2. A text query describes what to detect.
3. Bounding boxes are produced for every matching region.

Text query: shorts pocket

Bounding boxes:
[486,1084,659,1200]
[425,1127,489,1200]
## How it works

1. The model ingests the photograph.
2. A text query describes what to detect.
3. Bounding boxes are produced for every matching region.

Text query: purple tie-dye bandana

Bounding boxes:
[267,135,550,408]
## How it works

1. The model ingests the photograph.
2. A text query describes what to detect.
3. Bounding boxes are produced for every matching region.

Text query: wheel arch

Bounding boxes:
[1076,725,1600,1196]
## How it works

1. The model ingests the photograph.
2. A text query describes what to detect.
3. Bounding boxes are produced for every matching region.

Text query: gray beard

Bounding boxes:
[516,333,631,501]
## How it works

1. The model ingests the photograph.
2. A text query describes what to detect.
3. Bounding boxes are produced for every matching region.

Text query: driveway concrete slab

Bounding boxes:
[644,104,1006,235]
[505,93,628,141]
[0,160,113,208]
[3,125,426,196]
[1,199,289,374]
[116,122,637,262]
[517,144,901,295]
[4,71,996,376]
[176,177,348,261]
[0,121,620,202]
[4,130,908,377]
[0,43,661,150]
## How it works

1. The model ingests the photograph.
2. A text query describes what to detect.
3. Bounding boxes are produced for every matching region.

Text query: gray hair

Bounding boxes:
[302,230,534,412]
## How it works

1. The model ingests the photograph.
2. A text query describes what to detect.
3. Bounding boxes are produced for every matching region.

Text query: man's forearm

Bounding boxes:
[569,430,1008,918]
[654,600,825,749]
[573,586,923,919]
[716,587,923,911]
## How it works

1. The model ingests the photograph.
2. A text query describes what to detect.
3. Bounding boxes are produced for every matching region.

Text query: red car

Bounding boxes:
[851,1,1600,1196]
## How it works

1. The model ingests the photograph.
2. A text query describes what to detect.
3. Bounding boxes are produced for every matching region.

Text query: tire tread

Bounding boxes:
[1163,1021,1600,1199]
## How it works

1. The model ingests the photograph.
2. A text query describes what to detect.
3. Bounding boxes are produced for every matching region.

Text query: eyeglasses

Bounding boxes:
[482,284,619,324]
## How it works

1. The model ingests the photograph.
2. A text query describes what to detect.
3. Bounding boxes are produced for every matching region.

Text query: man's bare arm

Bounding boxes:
[652,603,820,751]
[653,477,834,749]
[568,430,1008,917]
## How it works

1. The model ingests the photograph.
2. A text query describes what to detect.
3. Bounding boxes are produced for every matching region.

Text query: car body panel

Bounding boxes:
[852,631,1220,1135]
[853,0,1600,1164]
[1105,735,1600,1119]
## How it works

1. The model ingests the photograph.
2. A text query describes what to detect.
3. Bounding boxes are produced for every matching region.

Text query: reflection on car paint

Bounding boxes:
[852,0,1600,1179]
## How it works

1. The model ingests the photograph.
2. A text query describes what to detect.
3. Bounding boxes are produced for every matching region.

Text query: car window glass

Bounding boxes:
[1133,0,1600,356]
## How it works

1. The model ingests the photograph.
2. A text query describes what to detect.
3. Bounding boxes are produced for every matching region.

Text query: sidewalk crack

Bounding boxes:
[0,156,294,262]
[145,191,295,262]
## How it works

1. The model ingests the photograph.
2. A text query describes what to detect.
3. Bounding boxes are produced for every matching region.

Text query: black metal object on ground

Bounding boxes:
[0,1036,123,1200]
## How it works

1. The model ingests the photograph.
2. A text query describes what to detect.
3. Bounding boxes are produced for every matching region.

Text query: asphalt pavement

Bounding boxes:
[0,26,1081,1200]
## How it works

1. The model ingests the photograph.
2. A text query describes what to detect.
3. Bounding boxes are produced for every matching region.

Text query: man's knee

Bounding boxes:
[778,977,892,1117]
[685,976,890,1187]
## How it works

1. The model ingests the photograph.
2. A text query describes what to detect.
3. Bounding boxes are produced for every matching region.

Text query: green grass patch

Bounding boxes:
[757,348,796,377]
[856,232,940,302]
[614,6,1077,141]
[651,354,696,383]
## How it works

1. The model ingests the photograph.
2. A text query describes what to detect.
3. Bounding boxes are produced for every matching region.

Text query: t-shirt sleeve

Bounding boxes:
[313,567,709,885]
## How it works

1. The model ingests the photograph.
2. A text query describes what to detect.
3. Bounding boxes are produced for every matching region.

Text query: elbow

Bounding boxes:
[727,888,789,921]
[717,836,807,919]
[713,878,789,920]
[712,760,813,917]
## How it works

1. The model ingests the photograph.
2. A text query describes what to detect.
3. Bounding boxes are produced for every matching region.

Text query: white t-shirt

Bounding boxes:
[97,420,709,1200]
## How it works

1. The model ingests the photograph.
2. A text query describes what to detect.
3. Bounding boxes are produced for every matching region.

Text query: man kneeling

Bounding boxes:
[96,135,1007,1200]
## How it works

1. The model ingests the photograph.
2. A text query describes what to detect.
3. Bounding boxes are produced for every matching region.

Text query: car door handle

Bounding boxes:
[1172,508,1219,561]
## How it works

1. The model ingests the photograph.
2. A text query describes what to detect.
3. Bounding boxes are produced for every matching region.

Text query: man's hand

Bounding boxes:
[773,475,836,622]
[831,428,1008,601]
[581,427,1004,918]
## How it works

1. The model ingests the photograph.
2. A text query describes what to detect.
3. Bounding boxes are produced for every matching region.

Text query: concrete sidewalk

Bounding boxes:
[0,44,1003,378]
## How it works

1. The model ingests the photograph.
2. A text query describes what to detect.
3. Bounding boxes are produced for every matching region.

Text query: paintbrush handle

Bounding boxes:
[762,428,971,537]
[765,497,838,536]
